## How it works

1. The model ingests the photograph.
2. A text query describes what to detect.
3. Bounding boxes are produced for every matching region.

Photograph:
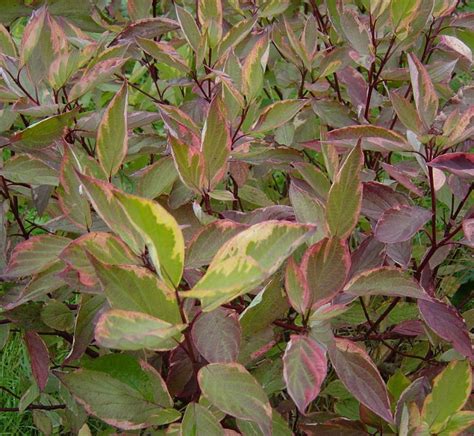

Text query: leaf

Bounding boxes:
[242,35,269,102]
[0,154,58,185]
[438,411,474,436]
[361,181,410,220]
[374,205,432,243]
[327,125,408,143]
[252,100,306,134]
[134,156,178,199]
[9,110,77,149]
[201,95,231,189]
[198,0,223,48]
[408,53,439,128]
[422,360,472,433]
[192,307,241,363]
[96,81,128,178]
[183,221,315,311]
[344,267,429,299]
[285,257,311,314]
[91,262,181,324]
[283,335,327,414]
[198,363,272,435]
[418,298,474,360]
[176,5,201,52]
[95,309,185,351]
[326,143,364,239]
[24,331,49,391]
[428,153,474,179]
[114,192,185,287]
[3,234,70,278]
[65,295,106,363]
[328,338,393,423]
[137,38,190,74]
[182,402,224,436]
[110,17,179,46]
[217,17,257,58]
[186,220,247,268]
[41,301,74,331]
[301,237,351,305]
[69,58,127,101]
[390,91,424,134]
[58,356,180,430]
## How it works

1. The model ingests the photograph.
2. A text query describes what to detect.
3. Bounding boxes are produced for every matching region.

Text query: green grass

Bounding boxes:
[0,334,37,434]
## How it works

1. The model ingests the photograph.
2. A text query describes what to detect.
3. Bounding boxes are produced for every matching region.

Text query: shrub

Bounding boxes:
[0,0,473,434]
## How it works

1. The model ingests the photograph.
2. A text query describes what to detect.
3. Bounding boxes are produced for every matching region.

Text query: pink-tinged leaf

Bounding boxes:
[375,205,431,243]
[418,298,474,360]
[326,143,364,239]
[381,163,424,197]
[428,153,474,179]
[283,335,327,414]
[69,58,128,101]
[24,331,49,391]
[3,234,71,278]
[328,338,393,423]
[137,38,190,74]
[301,238,351,306]
[285,257,311,314]
[344,267,429,299]
[252,100,306,134]
[242,34,269,102]
[96,81,128,178]
[362,181,410,221]
[463,218,474,246]
[327,125,408,144]
[109,17,179,46]
[391,320,425,337]
[408,53,439,128]
[201,95,231,190]
[192,307,241,363]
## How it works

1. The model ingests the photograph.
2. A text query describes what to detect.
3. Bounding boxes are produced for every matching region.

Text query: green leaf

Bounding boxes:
[176,5,201,53]
[137,38,190,74]
[438,411,474,436]
[217,17,257,58]
[96,81,128,178]
[10,110,77,149]
[91,262,181,324]
[252,100,306,134]
[198,363,272,435]
[201,95,231,190]
[283,335,327,414]
[390,91,424,134]
[182,402,224,436]
[134,156,178,199]
[408,53,439,128]
[41,301,74,331]
[344,267,430,299]
[58,357,180,430]
[0,154,58,185]
[95,309,185,351]
[183,221,315,311]
[242,35,269,102]
[198,0,223,48]
[325,143,363,239]
[115,192,185,287]
[422,360,472,433]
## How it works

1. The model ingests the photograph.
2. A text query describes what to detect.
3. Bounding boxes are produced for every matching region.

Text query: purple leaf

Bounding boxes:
[283,335,327,414]
[428,153,474,179]
[24,331,50,391]
[362,182,410,221]
[381,163,423,197]
[418,298,474,360]
[328,338,393,423]
[375,205,431,243]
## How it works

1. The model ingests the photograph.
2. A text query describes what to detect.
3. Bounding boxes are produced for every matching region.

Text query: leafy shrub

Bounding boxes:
[0,0,473,434]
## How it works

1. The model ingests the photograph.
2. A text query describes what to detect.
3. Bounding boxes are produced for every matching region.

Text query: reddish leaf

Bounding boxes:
[418,298,474,360]
[361,182,410,221]
[328,338,393,423]
[283,335,327,414]
[428,153,474,179]
[24,331,50,391]
[381,163,423,197]
[375,205,431,243]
